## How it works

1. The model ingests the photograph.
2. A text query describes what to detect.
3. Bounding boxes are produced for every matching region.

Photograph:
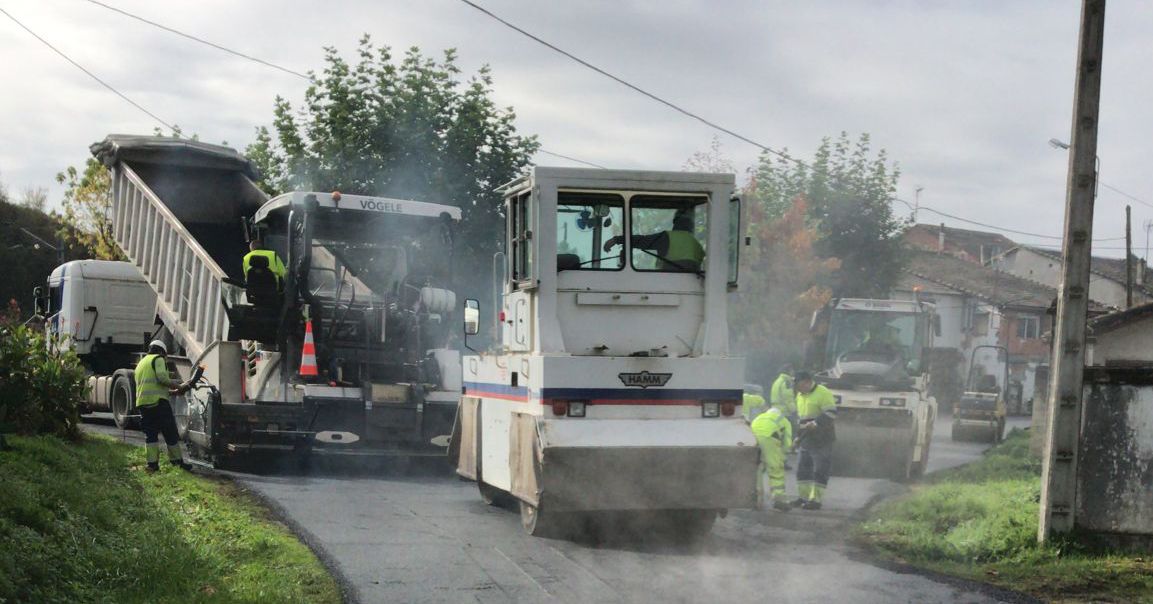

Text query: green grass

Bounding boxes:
[0,434,341,604]
[857,429,1153,603]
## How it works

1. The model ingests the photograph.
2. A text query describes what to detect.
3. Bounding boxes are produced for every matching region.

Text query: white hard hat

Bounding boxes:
[149,340,168,354]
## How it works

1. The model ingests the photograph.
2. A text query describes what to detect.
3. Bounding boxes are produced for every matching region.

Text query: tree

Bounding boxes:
[19,187,47,213]
[752,132,906,298]
[55,158,123,261]
[248,37,539,302]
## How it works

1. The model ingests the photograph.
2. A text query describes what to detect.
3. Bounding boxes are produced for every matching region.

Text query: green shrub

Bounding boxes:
[0,325,86,440]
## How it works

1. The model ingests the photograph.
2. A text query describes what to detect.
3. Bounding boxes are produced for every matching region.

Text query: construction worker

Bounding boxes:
[769,364,797,418]
[792,370,837,510]
[742,383,767,421]
[134,340,189,472]
[602,211,704,271]
[242,239,287,288]
[751,406,793,511]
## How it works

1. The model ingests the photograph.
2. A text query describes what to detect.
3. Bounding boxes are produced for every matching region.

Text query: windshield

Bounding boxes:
[826,310,922,367]
[556,192,624,271]
[629,195,708,273]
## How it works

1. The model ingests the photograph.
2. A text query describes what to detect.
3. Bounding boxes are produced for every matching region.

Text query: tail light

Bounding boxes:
[552,401,567,416]
[720,401,737,416]
[702,402,720,418]
[551,400,588,417]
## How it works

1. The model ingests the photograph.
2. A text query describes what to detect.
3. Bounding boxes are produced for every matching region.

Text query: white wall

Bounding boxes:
[1090,316,1153,364]
[997,249,1132,309]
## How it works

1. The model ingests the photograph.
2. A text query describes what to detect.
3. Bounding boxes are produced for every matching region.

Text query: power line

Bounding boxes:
[1099,182,1153,210]
[0,6,176,133]
[538,149,606,169]
[84,0,313,81]
[893,197,1124,242]
[455,0,1132,244]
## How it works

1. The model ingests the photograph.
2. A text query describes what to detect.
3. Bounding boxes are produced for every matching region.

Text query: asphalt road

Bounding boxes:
[83,412,1033,604]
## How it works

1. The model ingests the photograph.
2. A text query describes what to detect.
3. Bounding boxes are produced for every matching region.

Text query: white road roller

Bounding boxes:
[453,167,758,538]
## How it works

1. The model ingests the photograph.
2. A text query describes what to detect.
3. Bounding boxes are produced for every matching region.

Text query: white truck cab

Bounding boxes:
[455,167,757,538]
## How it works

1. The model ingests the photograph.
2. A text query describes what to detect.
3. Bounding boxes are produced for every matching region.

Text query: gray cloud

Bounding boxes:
[0,0,1148,257]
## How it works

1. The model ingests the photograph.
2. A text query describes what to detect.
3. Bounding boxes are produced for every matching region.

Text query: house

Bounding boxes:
[1086,301,1153,365]
[992,245,1153,309]
[893,250,1107,407]
[905,223,1016,265]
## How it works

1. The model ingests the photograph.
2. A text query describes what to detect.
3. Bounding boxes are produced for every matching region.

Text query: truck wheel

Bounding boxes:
[111,375,135,430]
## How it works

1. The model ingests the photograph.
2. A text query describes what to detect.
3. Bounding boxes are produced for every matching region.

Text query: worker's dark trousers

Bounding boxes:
[139,399,180,447]
[795,444,833,502]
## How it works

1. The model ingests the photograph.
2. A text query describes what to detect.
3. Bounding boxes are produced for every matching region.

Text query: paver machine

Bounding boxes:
[951,345,1008,443]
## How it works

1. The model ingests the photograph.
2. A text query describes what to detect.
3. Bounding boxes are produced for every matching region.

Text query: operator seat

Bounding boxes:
[245,255,280,307]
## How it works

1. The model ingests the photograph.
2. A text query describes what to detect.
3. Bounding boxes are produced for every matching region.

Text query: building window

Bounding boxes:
[972,310,990,336]
[1016,315,1040,340]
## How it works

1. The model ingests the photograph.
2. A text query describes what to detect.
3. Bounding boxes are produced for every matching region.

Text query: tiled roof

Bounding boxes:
[900,250,1108,312]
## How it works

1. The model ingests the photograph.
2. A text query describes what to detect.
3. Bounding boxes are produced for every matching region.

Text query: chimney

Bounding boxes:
[938,223,945,253]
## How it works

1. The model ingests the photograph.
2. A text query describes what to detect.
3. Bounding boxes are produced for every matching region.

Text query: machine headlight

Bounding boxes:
[879,397,907,407]
[567,401,587,418]
[702,401,721,418]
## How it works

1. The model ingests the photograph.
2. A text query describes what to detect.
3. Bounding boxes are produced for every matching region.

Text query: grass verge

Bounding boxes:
[857,429,1153,603]
[0,433,341,603]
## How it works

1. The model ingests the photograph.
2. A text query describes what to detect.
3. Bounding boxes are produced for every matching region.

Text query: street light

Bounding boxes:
[1049,138,1070,150]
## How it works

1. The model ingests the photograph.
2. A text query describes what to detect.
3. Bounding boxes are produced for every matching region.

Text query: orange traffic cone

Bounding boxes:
[300,319,319,377]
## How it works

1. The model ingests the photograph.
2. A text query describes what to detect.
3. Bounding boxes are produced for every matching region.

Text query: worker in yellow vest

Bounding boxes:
[751,406,793,511]
[742,383,767,421]
[242,239,287,288]
[134,340,189,472]
[792,370,837,510]
[602,211,705,272]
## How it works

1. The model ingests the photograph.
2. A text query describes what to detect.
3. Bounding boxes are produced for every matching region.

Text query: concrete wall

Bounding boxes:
[1090,315,1153,364]
[1077,367,1153,542]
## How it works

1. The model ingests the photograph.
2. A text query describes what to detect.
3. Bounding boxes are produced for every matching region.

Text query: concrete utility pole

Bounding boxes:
[1126,205,1133,308]
[1039,0,1106,542]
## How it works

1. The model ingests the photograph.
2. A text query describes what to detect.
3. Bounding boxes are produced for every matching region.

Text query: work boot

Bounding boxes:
[145,462,160,474]
[789,498,808,508]
[772,500,792,512]
[170,459,192,472]
[801,499,823,511]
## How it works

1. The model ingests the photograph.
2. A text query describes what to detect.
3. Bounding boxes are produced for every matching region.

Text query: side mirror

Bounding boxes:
[463,299,480,336]
[32,286,46,315]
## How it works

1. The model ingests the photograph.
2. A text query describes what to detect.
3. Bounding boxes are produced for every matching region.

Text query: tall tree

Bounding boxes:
[752,132,906,298]
[248,37,539,301]
[55,158,123,261]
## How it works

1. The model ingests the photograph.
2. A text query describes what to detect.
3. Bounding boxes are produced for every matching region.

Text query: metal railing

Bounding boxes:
[109,164,229,359]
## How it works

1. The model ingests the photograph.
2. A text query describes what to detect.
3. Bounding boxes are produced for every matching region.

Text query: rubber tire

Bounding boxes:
[111,375,135,430]
[520,501,571,538]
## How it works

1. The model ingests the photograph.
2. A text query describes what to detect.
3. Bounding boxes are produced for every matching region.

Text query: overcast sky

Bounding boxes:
[0,1,1149,257]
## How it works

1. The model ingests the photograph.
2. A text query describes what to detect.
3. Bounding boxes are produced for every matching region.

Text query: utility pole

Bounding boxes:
[914,186,924,222]
[1126,205,1133,308]
[1039,0,1106,542]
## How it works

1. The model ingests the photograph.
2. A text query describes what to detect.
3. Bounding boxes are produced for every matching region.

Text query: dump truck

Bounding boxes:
[809,298,938,481]
[453,167,758,539]
[36,134,463,462]
[951,345,1008,443]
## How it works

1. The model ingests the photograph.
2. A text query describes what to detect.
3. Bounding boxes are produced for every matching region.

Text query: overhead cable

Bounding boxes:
[0,6,177,133]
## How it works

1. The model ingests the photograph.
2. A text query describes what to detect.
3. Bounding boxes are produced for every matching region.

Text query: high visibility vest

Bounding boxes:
[134,354,171,408]
[751,407,793,449]
[662,230,705,269]
[743,392,767,420]
[242,250,287,284]
[796,384,837,421]
[770,373,796,415]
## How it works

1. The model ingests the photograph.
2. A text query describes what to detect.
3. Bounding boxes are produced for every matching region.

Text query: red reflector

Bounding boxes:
[499,311,507,322]
[720,402,736,417]
[551,401,567,416]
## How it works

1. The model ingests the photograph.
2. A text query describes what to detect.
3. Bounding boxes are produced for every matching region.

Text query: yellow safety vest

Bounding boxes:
[743,392,767,420]
[750,407,793,451]
[796,384,837,421]
[770,373,796,415]
[134,354,172,408]
[663,230,705,269]
[242,250,287,284]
